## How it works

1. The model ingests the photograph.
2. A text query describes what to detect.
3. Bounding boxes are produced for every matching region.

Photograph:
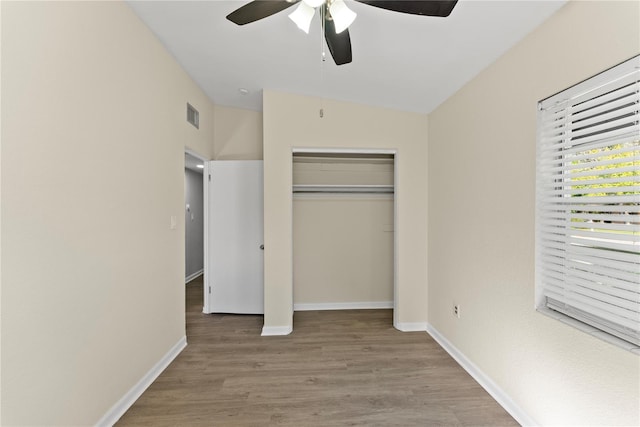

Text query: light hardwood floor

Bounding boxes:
[117,277,517,426]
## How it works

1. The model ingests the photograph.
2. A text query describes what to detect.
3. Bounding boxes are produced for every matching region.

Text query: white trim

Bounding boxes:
[96,336,187,427]
[426,324,537,427]
[289,147,399,334]
[184,147,208,162]
[394,321,427,332]
[292,147,397,155]
[294,301,393,311]
[261,325,293,336]
[202,160,212,314]
[185,269,203,284]
[392,151,399,327]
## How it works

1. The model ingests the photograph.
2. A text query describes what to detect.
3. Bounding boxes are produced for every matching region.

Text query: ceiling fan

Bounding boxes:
[226,0,459,66]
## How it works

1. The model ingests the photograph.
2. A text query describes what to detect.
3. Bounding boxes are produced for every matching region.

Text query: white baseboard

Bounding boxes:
[426,325,536,427]
[96,336,187,427]
[185,269,204,284]
[261,325,293,336]
[294,301,393,311]
[395,321,428,332]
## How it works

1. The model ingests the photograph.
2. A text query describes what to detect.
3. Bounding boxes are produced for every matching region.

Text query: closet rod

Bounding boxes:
[292,184,394,194]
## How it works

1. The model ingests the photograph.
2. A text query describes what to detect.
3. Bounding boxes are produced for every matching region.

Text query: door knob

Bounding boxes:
[259,244,264,250]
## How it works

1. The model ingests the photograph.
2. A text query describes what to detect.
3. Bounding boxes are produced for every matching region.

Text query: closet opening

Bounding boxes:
[292,149,396,326]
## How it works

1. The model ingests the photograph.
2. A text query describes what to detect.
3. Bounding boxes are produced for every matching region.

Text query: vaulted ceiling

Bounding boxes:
[128,0,566,114]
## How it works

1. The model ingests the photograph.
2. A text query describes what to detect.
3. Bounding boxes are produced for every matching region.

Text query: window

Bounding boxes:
[536,55,640,349]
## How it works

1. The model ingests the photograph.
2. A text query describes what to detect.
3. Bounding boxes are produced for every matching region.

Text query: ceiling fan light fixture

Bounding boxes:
[289,1,316,33]
[329,0,356,34]
[226,0,459,66]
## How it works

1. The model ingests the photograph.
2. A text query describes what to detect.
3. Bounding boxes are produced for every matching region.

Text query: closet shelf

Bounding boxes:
[292,184,394,194]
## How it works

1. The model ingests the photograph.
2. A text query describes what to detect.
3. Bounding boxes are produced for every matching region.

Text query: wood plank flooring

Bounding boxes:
[117,277,517,426]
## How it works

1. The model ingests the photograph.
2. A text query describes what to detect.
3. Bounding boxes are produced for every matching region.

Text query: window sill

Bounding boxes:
[537,307,640,354]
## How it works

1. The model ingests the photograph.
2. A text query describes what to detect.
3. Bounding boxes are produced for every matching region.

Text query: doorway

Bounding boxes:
[184,149,207,312]
[291,148,397,325]
[185,152,205,283]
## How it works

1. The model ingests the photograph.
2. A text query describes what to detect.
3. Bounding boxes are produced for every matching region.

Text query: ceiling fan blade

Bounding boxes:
[324,18,352,65]
[354,0,458,17]
[226,0,301,25]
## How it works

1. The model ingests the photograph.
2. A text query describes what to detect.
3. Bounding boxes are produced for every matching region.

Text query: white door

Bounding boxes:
[206,160,264,314]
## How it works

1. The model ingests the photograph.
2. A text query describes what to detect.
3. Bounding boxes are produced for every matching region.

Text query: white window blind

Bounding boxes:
[536,55,640,347]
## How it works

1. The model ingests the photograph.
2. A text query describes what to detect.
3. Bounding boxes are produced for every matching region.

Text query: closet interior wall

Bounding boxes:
[292,153,395,310]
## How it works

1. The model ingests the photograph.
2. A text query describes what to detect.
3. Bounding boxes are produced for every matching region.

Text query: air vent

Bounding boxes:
[187,103,199,129]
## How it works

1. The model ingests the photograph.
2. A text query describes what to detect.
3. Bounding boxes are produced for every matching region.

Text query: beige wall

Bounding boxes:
[3,1,636,425]
[1,2,215,425]
[293,196,394,306]
[213,105,263,160]
[428,1,640,425]
[263,91,428,332]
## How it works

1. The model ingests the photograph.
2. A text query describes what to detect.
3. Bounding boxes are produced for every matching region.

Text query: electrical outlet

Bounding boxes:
[453,304,460,318]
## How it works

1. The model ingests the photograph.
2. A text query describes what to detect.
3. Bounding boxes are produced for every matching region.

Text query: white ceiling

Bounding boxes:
[128,0,566,114]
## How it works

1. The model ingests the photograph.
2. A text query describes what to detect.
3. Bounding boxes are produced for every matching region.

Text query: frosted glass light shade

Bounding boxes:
[289,2,316,33]
[329,0,356,34]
